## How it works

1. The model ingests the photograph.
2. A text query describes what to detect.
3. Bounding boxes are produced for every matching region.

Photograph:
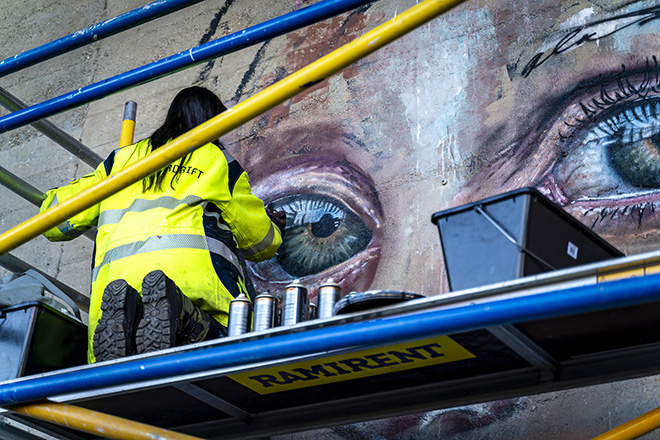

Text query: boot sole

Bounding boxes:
[93,280,134,361]
[136,270,175,353]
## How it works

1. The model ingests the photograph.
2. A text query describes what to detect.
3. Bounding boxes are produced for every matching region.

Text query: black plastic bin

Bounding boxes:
[431,187,623,291]
[0,301,87,382]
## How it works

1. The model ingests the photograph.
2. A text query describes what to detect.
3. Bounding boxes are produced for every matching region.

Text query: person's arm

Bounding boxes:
[39,155,112,242]
[221,169,283,262]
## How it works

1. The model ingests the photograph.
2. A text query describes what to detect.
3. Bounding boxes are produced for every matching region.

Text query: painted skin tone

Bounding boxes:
[222,1,660,437]
[454,2,660,257]
[229,9,389,301]
[229,1,660,297]
[229,4,462,300]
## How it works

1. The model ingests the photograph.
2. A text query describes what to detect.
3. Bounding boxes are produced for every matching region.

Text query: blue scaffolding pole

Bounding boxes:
[0,0,205,78]
[1,272,659,407]
[0,0,376,135]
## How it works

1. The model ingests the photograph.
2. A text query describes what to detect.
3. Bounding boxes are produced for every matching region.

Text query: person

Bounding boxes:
[40,86,285,363]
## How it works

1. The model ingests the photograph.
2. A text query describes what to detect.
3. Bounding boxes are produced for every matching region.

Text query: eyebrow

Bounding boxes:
[521,4,660,78]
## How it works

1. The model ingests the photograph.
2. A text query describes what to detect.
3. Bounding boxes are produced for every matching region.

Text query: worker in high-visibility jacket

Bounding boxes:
[40,87,284,363]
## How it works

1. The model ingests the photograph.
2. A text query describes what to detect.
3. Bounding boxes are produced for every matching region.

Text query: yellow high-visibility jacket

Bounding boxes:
[40,139,282,362]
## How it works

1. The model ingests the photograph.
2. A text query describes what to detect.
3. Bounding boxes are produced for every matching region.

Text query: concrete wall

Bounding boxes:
[2,0,660,438]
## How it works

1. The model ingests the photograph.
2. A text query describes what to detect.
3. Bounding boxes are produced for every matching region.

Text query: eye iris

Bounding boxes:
[271,195,372,277]
[608,132,660,188]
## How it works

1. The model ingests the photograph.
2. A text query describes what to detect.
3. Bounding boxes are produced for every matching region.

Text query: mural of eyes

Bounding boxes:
[247,155,383,299]
[534,59,660,241]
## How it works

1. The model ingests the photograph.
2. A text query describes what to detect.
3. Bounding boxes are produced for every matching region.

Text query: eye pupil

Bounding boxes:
[311,213,340,238]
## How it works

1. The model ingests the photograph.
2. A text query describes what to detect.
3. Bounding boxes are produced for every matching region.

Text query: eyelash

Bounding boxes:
[585,202,656,228]
[531,57,660,230]
[559,57,660,141]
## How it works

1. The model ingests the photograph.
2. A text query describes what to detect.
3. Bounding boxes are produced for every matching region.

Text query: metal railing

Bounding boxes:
[0,0,378,135]
[0,87,102,167]
[2,271,659,407]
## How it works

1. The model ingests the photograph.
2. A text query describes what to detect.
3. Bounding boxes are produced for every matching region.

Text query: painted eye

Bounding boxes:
[524,64,660,252]
[269,194,371,277]
[246,155,383,297]
[598,101,660,188]
[551,98,660,200]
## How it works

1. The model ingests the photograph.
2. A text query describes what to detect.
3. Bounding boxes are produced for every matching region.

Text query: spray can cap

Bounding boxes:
[320,278,340,289]
[285,279,306,290]
[255,290,275,300]
[232,292,250,303]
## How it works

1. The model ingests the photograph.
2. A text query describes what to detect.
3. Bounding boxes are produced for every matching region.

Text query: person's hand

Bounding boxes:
[266,204,286,237]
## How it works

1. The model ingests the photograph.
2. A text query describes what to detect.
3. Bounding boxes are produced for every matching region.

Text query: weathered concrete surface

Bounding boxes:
[2,0,660,438]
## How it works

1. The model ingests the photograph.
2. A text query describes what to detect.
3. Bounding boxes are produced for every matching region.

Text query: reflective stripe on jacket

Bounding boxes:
[40,139,282,362]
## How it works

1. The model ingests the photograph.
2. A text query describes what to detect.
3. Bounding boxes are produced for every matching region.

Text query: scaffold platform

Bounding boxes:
[2,250,660,439]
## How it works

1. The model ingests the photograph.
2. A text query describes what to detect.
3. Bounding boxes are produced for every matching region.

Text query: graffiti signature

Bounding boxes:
[522,6,660,77]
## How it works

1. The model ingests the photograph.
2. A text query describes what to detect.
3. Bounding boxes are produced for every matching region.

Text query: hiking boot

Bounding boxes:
[93,279,142,362]
[136,270,223,354]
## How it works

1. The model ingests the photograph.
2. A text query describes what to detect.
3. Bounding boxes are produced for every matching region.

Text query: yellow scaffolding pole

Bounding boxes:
[119,101,137,148]
[10,401,204,440]
[0,0,466,257]
[592,406,660,440]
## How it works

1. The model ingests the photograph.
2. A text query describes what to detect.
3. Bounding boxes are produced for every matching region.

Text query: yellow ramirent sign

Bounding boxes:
[229,336,475,394]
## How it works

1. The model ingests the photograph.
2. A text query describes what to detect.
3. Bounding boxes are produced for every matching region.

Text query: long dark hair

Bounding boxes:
[143,86,227,191]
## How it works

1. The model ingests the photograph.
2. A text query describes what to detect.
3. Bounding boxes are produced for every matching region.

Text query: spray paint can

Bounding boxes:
[253,291,277,332]
[308,302,317,320]
[318,278,342,319]
[227,293,252,336]
[282,280,308,326]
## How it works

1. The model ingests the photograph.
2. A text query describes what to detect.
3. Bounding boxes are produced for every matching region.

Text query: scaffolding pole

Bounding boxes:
[0,162,96,242]
[0,87,102,167]
[0,167,90,311]
[0,165,45,207]
[0,0,205,78]
[593,406,660,440]
[119,102,137,148]
[10,402,203,440]
[0,0,377,135]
